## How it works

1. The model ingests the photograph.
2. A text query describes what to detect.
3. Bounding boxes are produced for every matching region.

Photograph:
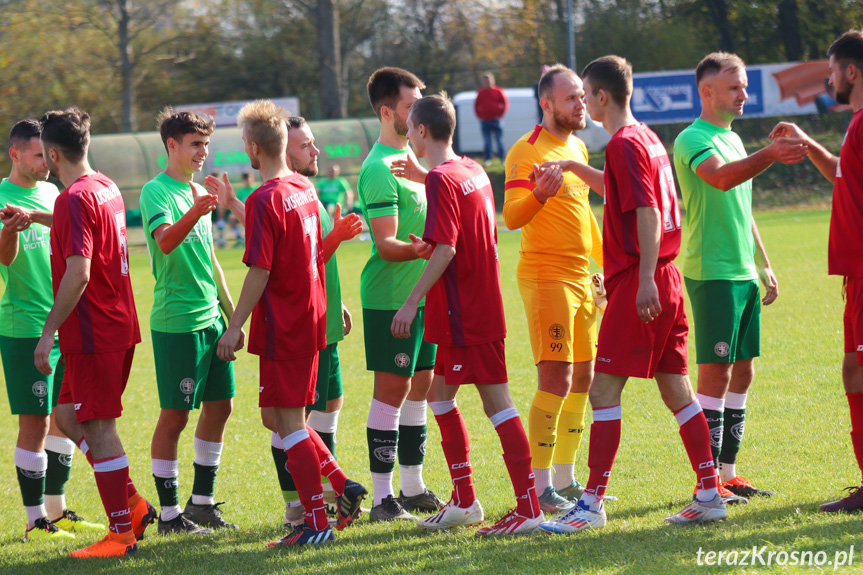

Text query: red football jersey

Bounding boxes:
[243,173,326,360]
[423,157,506,347]
[830,109,863,278]
[50,172,140,354]
[602,123,681,282]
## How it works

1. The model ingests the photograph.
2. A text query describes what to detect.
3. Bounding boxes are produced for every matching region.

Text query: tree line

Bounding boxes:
[0,0,860,143]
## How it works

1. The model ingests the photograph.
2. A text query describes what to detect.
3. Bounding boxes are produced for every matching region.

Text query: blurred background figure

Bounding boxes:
[474,73,509,166]
[316,164,354,217]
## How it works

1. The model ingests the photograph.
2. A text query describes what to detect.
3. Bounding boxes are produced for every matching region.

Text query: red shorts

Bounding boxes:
[433,339,507,385]
[844,277,863,366]
[259,353,318,408]
[58,347,135,423]
[596,261,688,379]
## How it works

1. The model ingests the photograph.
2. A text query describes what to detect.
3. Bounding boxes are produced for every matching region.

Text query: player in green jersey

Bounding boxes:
[0,119,102,540]
[139,109,241,534]
[316,164,354,216]
[673,53,808,499]
[357,67,444,521]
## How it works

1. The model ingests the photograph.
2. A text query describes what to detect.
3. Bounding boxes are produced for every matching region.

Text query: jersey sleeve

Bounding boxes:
[673,127,715,173]
[613,137,659,214]
[423,171,459,247]
[61,191,96,260]
[359,161,399,219]
[140,182,174,238]
[243,191,275,271]
[502,140,544,229]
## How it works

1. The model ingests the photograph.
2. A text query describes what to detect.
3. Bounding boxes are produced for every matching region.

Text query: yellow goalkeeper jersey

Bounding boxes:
[503,125,601,282]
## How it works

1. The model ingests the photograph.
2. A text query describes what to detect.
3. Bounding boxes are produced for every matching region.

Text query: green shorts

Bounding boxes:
[363,308,436,377]
[685,278,761,364]
[308,343,343,411]
[152,317,236,410]
[0,335,63,415]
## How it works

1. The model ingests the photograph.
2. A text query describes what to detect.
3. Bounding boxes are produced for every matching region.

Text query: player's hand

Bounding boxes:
[190,184,219,218]
[635,277,662,322]
[409,233,433,260]
[34,333,54,375]
[536,159,575,174]
[531,163,563,204]
[342,303,353,336]
[391,156,428,184]
[332,204,362,243]
[765,136,808,165]
[204,172,236,208]
[0,203,33,231]
[759,265,779,305]
[768,121,808,142]
[391,302,418,338]
[217,326,243,362]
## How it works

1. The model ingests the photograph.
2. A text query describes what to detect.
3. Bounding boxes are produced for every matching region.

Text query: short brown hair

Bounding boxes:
[537,64,577,100]
[695,52,746,85]
[409,92,456,142]
[828,30,863,68]
[157,107,215,152]
[8,119,41,152]
[236,100,289,158]
[581,56,633,107]
[39,107,91,163]
[367,67,426,118]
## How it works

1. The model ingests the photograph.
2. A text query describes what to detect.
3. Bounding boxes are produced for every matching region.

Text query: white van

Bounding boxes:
[452,88,611,155]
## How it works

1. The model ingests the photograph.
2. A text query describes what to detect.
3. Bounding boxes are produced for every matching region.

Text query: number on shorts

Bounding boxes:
[184,396,190,404]
[550,342,563,353]
[39,399,44,407]
[114,211,130,276]
[303,214,320,280]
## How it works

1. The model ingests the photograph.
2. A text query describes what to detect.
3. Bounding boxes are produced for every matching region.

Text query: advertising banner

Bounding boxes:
[174,97,301,127]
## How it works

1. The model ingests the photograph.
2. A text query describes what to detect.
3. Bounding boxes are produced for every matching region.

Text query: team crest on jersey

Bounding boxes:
[548,324,565,341]
[394,353,411,369]
[374,446,397,463]
[709,427,722,449]
[32,381,48,398]
[714,342,730,358]
[59,454,73,467]
[179,378,195,395]
[730,422,745,441]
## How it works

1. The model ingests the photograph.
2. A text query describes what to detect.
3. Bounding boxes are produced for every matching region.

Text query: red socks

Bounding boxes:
[675,402,718,495]
[847,393,863,479]
[307,426,346,496]
[434,407,477,508]
[284,433,328,530]
[492,409,539,518]
[585,406,622,505]
[93,455,133,534]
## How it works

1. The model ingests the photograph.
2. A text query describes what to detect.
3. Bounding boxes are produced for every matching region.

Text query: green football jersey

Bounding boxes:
[357,143,427,310]
[673,118,758,281]
[320,203,344,345]
[140,172,220,333]
[0,179,58,337]
[317,176,351,207]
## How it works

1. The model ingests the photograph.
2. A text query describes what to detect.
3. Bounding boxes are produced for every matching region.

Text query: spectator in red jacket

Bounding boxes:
[474,73,509,165]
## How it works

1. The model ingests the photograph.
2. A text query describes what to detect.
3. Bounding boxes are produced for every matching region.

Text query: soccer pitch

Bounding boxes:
[0,207,859,574]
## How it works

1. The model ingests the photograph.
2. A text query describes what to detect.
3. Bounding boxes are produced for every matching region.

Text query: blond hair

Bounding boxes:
[237,100,289,158]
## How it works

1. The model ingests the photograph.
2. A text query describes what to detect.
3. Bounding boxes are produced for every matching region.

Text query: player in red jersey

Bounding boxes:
[34,108,155,557]
[539,57,726,534]
[216,101,363,546]
[390,93,542,535]
[770,30,863,513]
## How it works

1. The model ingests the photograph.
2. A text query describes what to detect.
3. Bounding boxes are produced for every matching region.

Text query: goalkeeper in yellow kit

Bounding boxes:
[503,64,604,512]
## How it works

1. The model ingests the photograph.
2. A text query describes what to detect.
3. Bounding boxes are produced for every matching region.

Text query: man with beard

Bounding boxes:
[208,116,365,527]
[356,67,443,521]
[768,30,863,512]
[0,119,103,541]
[502,64,604,512]
[673,53,807,501]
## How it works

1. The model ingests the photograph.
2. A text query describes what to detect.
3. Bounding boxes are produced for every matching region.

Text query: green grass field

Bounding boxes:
[1,207,861,574]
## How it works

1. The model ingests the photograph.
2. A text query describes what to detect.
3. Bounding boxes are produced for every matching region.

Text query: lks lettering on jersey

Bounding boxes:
[283,187,317,212]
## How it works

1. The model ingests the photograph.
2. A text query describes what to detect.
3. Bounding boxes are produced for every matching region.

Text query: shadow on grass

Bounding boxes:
[5,503,863,575]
